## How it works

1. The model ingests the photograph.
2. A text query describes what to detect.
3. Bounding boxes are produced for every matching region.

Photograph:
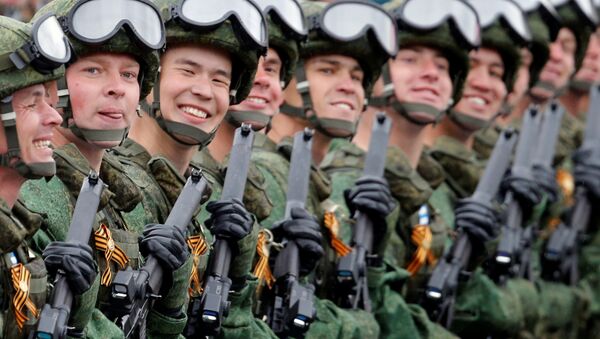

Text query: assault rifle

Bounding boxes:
[542,86,600,285]
[515,102,564,281]
[265,128,316,338]
[184,124,255,337]
[35,172,106,339]
[489,107,541,284]
[422,129,517,328]
[335,112,391,311]
[106,169,209,338]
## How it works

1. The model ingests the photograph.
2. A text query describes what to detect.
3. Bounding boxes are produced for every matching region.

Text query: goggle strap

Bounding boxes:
[0,43,36,72]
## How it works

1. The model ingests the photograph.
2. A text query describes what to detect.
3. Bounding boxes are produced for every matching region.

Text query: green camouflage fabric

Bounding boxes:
[429,136,485,199]
[33,0,159,98]
[555,110,584,168]
[319,138,457,339]
[191,148,273,224]
[0,16,64,100]
[417,151,446,190]
[579,215,600,338]
[474,124,503,161]
[251,135,381,338]
[19,143,187,338]
[266,16,300,88]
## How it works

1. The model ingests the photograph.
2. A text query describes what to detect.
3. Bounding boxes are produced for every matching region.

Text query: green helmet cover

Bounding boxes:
[480,23,522,93]
[556,2,594,72]
[0,17,64,100]
[268,16,300,89]
[526,12,552,88]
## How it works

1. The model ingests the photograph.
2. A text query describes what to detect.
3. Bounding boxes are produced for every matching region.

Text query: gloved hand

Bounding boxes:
[532,164,559,204]
[272,207,324,275]
[574,162,600,201]
[139,223,189,272]
[43,242,97,295]
[205,198,254,252]
[344,176,396,243]
[501,171,544,211]
[454,198,499,252]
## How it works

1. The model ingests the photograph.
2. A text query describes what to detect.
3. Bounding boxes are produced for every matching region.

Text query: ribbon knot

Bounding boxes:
[406,225,437,275]
[94,224,129,286]
[187,235,208,297]
[253,230,275,291]
[11,263,38,331]
[324,211,352,257]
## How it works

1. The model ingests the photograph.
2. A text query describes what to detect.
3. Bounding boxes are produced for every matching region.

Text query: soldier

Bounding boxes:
[17,0,191,337]
[111,0,279,337]
[0,14,98,337]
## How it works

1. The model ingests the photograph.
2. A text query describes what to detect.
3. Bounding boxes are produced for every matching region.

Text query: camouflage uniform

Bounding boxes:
[252,135,381,339]
[320,138,457,339]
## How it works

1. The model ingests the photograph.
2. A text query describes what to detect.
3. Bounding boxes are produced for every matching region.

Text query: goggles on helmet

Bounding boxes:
[393,0,481,50]
[468,0,532,45]
[169,0,268,54]
[310,0,398,58]
[0,13,71,74]
[550,0,599,26]
[67,0,165,50]
[253,0,307,40]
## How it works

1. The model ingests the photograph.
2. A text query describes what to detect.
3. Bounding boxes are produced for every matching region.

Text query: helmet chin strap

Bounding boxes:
[447,109,490,132]
[279,61,359,138]
[225,110,272,132]
[141,72,218,149]
[56,77,128,145]
[0,100,55,179]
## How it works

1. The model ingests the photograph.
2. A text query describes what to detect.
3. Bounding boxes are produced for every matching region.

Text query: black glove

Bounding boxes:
[205,198,254,248]
[43,242,97,295]
[532,164,559,204]
[501,171,544,212]
[575,162,600,201]
[272,207,324,275]
[344,176,395,230]
[454,198,499,251]
[139,223,189,272]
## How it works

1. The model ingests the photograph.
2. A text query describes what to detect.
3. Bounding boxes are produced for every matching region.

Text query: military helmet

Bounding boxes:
[155,0,268,104]
[552,0,599,71]
[0,17,64,100]
[385,0,472,104]
[33,0,162,99]
[266,15,301,89]
[301,0,394,97]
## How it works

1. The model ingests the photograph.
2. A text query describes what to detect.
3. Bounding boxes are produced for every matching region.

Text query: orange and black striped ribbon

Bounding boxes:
[253,230,275,290]
[187,235,208,296]
[94,224,129,286]
[10,263,38,331]
[406,225,437,275]
[557,169,575,206]
[324,211,352,257]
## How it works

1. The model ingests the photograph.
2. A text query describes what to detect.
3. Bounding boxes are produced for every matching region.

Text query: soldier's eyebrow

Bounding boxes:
[174,57,201,69]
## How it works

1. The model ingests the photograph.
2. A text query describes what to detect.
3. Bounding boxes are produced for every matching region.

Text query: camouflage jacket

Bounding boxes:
[251,134,382,339]
[20,143,184,338]
[320,138,457,339]
[113,138,270,338]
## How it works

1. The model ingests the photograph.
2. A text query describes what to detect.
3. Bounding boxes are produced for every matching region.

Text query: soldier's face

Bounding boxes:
[304,54,365,137]
[158,44,232,143]
[66,52,140,148]
[574,28,600,84]
[505,48,532,109]
[454,48,507,121]
[389,46,452,123]
[532,28,576,99]
[230,48,284,129]
[0,83,62,166]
